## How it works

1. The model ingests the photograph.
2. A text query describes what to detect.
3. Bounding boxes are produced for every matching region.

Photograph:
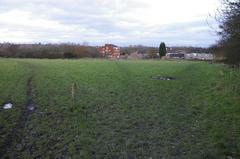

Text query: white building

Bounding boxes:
[185,53,214,60]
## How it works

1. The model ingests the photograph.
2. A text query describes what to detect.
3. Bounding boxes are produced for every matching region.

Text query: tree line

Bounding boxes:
[0,42,212,59]
[212,0,240,67]
[0,43,99,59]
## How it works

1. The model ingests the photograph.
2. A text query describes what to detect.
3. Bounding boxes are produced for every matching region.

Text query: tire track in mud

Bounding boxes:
[0,63,36,158]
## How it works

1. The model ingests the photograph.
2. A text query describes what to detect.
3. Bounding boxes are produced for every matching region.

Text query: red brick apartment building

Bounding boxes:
[97,44,120,58]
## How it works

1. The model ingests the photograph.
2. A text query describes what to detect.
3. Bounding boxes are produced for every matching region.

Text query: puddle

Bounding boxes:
[3,103,13,109]
[27,103,35,111]
[151,76,176,81]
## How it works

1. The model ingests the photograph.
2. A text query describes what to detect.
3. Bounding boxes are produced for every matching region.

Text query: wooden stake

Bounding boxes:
[72,82,76,105]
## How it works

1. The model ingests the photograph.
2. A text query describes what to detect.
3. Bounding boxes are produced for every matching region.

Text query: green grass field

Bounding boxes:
[0,58,240,158]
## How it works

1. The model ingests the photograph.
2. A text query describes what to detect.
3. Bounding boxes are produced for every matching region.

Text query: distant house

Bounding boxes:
[97,44,120,59]
[166,53,185,59]
[128,51,144,60]
[185,53,214,60]
[166,52,214,60]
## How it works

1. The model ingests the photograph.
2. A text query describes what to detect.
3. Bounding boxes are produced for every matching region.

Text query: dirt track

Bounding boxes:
[0,66,36,158]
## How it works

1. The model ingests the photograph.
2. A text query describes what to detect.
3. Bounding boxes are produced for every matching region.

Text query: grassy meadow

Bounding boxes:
[0,58,240,158]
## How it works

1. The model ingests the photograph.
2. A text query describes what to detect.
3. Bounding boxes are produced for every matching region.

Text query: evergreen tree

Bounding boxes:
[159,42,167,58]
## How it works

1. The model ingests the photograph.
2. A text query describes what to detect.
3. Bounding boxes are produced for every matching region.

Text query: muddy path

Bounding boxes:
[0,63,36,158]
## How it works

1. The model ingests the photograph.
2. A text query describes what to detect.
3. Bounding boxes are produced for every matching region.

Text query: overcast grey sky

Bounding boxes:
[0,0,220,47]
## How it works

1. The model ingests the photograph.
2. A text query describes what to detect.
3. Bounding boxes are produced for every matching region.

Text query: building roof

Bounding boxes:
[105,44,118,47]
